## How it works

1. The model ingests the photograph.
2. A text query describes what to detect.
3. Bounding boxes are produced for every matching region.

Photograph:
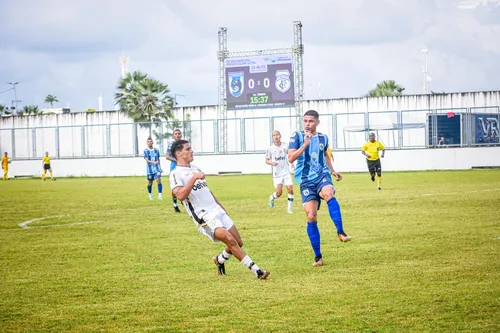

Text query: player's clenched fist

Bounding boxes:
[192,171,205,180]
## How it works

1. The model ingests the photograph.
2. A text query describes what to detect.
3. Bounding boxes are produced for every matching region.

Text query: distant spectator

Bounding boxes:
[479,136,484,144]
[486,135,492,144]
[438,136,445,146]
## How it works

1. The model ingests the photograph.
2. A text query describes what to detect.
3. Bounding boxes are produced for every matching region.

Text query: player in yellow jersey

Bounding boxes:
[42,152,55,181]
[361,132,385,190]
[2,152,10,180]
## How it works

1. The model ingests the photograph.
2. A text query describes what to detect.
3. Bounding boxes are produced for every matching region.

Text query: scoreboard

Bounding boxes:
[225,54,295,110]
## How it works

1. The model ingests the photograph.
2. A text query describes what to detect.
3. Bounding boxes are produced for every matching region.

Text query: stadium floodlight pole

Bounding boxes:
[7,82,19,114]
[218,27,229,154]
[422,48,430,94]
[293,21,304,131]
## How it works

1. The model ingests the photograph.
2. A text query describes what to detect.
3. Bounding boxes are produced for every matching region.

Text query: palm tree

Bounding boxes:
[22,105,39,115]
[115,71,175,134]
[44,94,58,107]
[367,80,405,97]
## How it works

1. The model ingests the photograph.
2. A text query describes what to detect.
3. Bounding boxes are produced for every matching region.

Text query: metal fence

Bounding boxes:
[1,107,499,159]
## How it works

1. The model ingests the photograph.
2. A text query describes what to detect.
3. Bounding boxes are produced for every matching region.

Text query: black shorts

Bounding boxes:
[44,164,51,170]
[367,159,381,173]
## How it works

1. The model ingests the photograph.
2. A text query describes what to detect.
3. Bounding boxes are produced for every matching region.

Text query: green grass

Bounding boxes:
[1,170,499,332]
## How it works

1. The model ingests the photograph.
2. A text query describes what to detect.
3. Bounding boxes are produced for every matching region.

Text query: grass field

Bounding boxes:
[1,170,499,332]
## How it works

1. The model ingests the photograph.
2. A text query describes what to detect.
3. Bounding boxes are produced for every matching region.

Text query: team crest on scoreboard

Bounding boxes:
[275,70,291,93]
[228,71,244,98]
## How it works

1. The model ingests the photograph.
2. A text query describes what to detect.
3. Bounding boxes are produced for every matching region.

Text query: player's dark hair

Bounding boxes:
[173,129,182,134]
[304,110,319,119]
[171,139,189,157]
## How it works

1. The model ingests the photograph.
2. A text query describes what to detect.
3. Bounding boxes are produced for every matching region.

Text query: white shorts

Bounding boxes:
[273,173,293,188]
[196,213,235,242]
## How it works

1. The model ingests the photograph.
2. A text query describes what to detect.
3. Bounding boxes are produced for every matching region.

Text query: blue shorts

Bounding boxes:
[299,173,334,208]
[170,161,177,172]
[147,171,162,181]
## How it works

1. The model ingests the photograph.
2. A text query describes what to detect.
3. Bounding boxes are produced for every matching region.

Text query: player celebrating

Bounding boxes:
[41,152,55,181]
[361,132,385,190]
[2,152,10,180]
[166,129,182,212]
[169,139,270,280]
[288,110,351,267]
[143,138,163,200]
[265,130,294,213]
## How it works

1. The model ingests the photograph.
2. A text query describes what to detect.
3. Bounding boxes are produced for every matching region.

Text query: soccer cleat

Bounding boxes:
[371,175,375,182]
[174,206,181,213]
[312,257,323,267]
[149,194,154,200]
[287,209,293,214]
[256,269,270,280]
[213,256,226,276]
[269,199,274,208]
[338,232,352,243]
[158,194,163,200]
[378,187,381,191]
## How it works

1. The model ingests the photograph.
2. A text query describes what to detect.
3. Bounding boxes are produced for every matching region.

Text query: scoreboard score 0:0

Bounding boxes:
[225,54,295,110]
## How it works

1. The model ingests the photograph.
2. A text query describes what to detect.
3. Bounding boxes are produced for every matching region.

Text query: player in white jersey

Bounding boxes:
[265,130,294,213]
[169,139,270,280]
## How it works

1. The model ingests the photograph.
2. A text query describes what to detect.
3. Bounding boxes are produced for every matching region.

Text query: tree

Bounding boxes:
[367,80,405,97]
[44,94,59,107]
[153,113,192,144]
[115,71,175,133]
[22,105,39,115]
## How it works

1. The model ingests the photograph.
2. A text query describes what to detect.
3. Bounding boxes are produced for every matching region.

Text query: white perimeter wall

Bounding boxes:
[8,147,500,178]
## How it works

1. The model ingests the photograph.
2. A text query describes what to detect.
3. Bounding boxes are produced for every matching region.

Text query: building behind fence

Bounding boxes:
[1,91,499,160]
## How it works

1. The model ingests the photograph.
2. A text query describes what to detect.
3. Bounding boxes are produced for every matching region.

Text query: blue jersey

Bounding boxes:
[167,141,177,171]
[143,148,162,175]
[289,131,331,185]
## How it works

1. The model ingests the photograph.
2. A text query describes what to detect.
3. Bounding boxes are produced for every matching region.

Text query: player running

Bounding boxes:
[143,138,163,200]
[288,110,351,267]
[362,132,385,190]
[166,129,182,212]
[169,139,270,280]
[265,130,294,213]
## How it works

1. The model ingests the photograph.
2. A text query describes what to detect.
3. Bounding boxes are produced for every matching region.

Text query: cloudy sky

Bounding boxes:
[0,0,499,111]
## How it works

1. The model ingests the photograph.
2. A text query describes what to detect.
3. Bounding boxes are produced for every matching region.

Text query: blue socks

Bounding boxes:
[147,185,152,194]
[327,197,344,234]
[158,183,163,193]
[306,222,322,259]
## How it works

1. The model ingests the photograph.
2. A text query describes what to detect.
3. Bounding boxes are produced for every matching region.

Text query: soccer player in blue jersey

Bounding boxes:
[144,138,163,200]
[288,110,352,267]
[166,129,182,212]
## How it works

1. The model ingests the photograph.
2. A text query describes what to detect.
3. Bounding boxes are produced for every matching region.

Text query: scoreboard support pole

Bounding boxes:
[217,22,304,154]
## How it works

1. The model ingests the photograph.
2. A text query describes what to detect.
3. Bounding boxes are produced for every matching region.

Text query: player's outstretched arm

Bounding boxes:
[325,149,342,181]
[171,172,205,201]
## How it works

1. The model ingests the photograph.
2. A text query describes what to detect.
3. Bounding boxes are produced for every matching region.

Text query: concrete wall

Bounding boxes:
[1,91,499,160]
[7,146,500,178]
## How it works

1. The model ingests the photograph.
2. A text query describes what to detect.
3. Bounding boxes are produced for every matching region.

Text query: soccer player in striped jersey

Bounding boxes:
[166,129,182,212]
[288,110,351,267]
[143,138,163,200]
[169,139,270,280]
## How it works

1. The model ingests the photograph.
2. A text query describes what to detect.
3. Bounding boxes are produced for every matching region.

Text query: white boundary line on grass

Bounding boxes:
[18,215,102,229]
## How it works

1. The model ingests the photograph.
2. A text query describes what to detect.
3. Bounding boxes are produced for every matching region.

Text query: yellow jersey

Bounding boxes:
[1,156,8,167]
[362,140,385,161]
[43,156,51,165]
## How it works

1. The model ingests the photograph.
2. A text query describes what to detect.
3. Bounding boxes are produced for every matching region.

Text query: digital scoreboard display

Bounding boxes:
[225,54,295,110]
